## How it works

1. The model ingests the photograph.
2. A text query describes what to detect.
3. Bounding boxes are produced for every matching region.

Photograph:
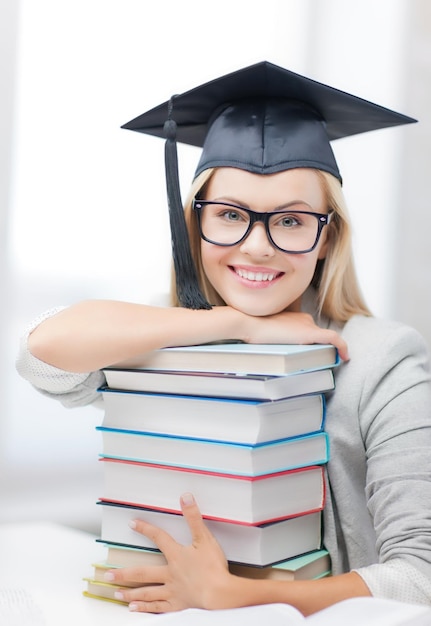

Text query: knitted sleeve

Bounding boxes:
[355,559,431,605]
[15,307,105,408]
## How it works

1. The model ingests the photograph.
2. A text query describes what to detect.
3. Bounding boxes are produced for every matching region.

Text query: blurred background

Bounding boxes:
[1,0,430,534]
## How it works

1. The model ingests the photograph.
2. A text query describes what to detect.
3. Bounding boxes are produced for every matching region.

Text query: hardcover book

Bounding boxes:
[97,502,323,566]
[102,367,335,401]
[100,459,326,524]
[97,428,329,476]
[99,388,327,444]
[109,342,339,376]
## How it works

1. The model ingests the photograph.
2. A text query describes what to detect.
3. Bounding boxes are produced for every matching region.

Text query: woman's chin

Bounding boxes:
[225,298,288,318]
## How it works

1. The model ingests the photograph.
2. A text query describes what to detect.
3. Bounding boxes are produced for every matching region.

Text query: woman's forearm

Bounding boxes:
[27,300,245,373]
[28,299,348,373]
[217,571,371,616]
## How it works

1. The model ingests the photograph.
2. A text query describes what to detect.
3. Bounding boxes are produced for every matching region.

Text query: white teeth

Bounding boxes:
[236,269,276,282]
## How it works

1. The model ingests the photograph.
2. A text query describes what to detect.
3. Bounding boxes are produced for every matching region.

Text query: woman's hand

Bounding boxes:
[104,492,371,616]
[104,493,234,613]
[240,310,349,362]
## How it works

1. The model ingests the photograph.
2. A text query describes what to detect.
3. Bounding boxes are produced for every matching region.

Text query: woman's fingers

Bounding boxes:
[179,492,210,544]
[120,583,168,603]
[111,582,176,613]
[127,599,172,614]
[126,518,181,557]
[315,328,349,362]
[105,564,168,585]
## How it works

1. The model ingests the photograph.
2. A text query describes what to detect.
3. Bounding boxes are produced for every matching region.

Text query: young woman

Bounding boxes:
[16,62,431,615]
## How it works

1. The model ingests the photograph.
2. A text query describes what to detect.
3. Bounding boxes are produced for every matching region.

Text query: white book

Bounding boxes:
[111,342,339,376]
[99,388,327,444]
[102,367,335,401]
[97,428,329,476]
[100,460,325,524]
[97,501,323,566]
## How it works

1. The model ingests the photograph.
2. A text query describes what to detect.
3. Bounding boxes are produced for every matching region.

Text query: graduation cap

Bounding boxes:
[122,61,416,309]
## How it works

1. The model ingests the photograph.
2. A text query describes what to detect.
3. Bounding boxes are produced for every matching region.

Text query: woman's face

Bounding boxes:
[200,167,329,317]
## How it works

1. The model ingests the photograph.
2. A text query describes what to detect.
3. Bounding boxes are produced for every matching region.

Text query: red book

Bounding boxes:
[100,459,325,525]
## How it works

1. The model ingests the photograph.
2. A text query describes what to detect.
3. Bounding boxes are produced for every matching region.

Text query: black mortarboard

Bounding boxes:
[122,61,416,309]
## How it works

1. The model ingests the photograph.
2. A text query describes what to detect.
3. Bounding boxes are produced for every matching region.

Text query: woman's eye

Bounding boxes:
[279,214,299,228]
[221,210,243,222]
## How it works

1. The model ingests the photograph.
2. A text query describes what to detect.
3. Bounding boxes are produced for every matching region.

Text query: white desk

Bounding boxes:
[0,521,146,625]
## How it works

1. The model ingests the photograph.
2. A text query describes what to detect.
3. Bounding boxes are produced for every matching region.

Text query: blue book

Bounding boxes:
[97,427,329,476]
[99,388,328,445]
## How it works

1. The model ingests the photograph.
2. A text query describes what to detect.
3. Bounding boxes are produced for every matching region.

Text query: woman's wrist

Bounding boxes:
[208,305,249,343]
[204,572,287,610]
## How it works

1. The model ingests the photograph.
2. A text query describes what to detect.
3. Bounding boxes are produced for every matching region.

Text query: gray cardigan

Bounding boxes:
[16,306,431,604]
[324,314,431,601]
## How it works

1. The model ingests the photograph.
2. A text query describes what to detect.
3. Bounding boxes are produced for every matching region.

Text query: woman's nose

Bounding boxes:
[238,222,275,257]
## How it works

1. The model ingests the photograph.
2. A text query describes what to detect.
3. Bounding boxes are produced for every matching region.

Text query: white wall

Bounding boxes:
[1,0,425,532]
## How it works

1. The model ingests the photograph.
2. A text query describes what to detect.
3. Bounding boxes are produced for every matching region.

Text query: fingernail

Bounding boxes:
[128,520,137,529]
[129,603,138,612]
[181,492,195,506]
[114,591,124,600]
[104,571,115,582]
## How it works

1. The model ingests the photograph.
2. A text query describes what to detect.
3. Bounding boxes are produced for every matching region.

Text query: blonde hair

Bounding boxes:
[170,168,371,322]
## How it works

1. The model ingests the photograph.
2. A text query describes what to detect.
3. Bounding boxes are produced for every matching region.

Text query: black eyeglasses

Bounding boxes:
[192,200,333,254]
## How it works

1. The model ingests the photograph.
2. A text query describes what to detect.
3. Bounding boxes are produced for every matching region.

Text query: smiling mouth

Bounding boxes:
[233,268,282,282]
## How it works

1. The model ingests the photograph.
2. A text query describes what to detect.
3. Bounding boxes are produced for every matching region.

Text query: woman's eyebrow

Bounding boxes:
[209,196,246,205]
[208,197,314,211]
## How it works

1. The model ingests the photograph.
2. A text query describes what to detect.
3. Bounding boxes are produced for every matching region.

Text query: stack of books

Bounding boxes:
[83,342,338,603]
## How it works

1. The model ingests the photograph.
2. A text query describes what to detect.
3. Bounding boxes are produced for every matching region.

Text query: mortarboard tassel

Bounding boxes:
[164,96,212,310]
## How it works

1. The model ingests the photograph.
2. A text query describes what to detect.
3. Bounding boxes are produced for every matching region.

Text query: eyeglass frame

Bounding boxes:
[192,199,333,254]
